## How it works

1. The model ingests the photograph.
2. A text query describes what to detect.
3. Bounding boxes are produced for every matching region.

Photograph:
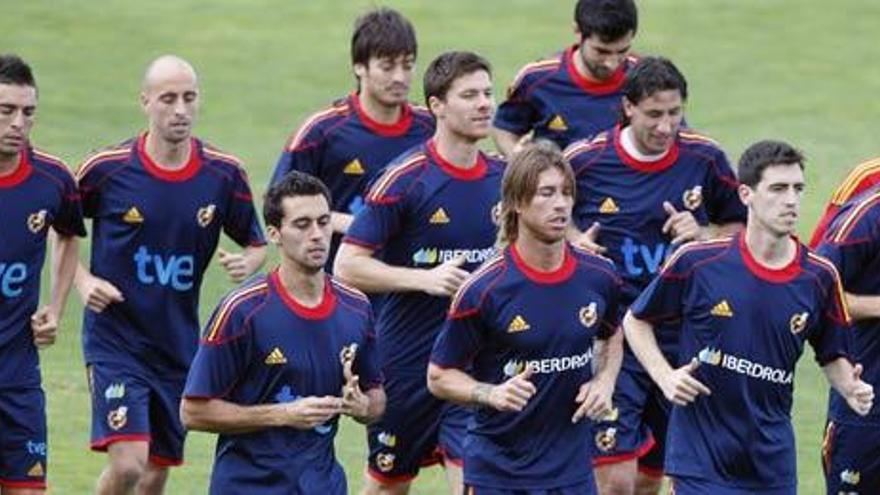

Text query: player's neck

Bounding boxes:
[619,126,667,161]
[278,262,326,308]
[0,152,19,176]
[514,233,566,273]
[358,92,403,125]
[432,130,480,170]
[570,46,604,83]
[144,132,191,170]
[743,226,796,269]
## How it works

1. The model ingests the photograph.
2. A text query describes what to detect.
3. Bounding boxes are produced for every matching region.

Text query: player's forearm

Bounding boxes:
[180,397,284,434]
[592,329,623,386]
[622,311,674,385]
[241,245,267,277]
[491,127,522,158]
[426,363,487,407]
[352,388,386,425]
[844,292,880,320]
[330,212,354,234]
[48,232,79,317]
[822,357,858,396]
[334,244,428,293]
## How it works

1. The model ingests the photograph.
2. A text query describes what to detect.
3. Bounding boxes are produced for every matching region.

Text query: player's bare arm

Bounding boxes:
[216,244,267,283]
[340,356,386,424]
[822,358,875,416]
[572,328,622,422]
[491,126,523,158]
[32,230,79,348]
[330,212,354,234]
[181,395,343,434]
[427,363,536,412]
[73,261,124,313]
[335,242,469,296]
[843,293,880,320]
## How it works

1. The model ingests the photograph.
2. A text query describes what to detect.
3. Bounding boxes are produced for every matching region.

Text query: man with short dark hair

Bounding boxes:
[493,0,638,156]
[181,171,385,495]
[335,51,504,495]
[271,7,434,271]
[0,53,85,495]
[625,140,873,494]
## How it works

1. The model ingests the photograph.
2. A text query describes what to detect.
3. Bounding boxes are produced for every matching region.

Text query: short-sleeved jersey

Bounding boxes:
[77,134,265,375]
[184,270,379,494]
[271,94,435,270]
[343,140,504,373]
[430,243,621,490]
[809,156,880,248]
[494,46,637,150]
[817,186,880,425]
[630,234,851,489]
[0,146,86,386]
[565,126,746,309]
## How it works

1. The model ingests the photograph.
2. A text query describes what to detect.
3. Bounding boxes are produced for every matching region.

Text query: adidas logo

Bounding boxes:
[429,207,450,224]
[265,347,287,365]
[599,197,619,214]
[507,315,531,333]
[711,300,733,318]
[122,206,144,224]
[547,114,568,132]
[343,158,365,175]
[28,462,44,477]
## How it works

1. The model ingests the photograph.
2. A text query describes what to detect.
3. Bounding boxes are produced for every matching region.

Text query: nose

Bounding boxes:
[10,109,26,129]
[603,55,623,73]
[173,98,188,116]
[656,116,673,135]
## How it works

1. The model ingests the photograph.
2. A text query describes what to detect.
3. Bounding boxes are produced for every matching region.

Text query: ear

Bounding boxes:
[139,92,149,114]
[572,21,582,40]
[737,183,752,207]
[353,63,367,80]
[266,225,282,246]
[622,97,636,121]
[428,95,444,118]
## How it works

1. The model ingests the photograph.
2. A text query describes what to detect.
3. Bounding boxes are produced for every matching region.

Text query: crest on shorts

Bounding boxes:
[682,185,703,211]
[27,209,48,233]
[107,406,128,431]
[789,311,809,334]
[595,427,617,452]
[579,303,598,328]
[339,342,358,366]
[376,453,395,472]
[197,204,216,227]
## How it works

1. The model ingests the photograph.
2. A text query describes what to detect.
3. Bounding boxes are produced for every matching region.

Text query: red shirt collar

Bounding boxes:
[613,124,680,173]
[136,133,202,182]
[509,242,576,285]
[565,45,627,96]
[0,148,33,188]
[738,232,802,283]
[426,139,487,181]
[350,93,413,137]
[270,269,337,320]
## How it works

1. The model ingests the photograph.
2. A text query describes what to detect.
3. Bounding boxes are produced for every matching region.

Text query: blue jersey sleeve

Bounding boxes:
[343,163,417,250]
[54,169,87,237]
[494,91,537,137]
[629,251,691,324]
[809,263,852,365]
[704,148,747,225]
[76,161,103,219]
[355,310,383,389]
[598,270,623,339]
[430,281,486,369]
[224,167,266,247]
[270,136,324,186]
[817,204,880,286]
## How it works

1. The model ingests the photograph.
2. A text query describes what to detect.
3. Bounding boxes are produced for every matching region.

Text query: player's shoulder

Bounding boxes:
[570,244,620,282]
[285,96,353,150]
[198,139,248,176]
[825,187,880,243]
[507,50,565,91]
[449,251,506,316]
[563,131,612,161]
[803,247,844,285]
[410,103,435,124]
[481,150,507,172]
[329,277,371,312]
[830,156,880,206]
[29,147,76,183]
[365,145,431,203]
[76,138,134,181]
[678,128,724,154]
[663,236,735,274]
[203,274,271,343]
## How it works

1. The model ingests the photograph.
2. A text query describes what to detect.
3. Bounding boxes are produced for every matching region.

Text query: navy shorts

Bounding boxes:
[366,371,467,483]
[822,419,880,494]
[670,476,794,495]
[0,386,47,490]
[464,480,596,494]
[591,359,669,474]
[89,363,187,466]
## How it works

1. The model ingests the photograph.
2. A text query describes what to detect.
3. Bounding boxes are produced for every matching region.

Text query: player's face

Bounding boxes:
[578,32,633,81]
[623,89,684,155]
[518,167,574,243]
[0,83,36,159]
[740,163,805,237]
[141,68,199,145]
[356,54,415,107]
[269,194,332,273]
[431,70,494,141]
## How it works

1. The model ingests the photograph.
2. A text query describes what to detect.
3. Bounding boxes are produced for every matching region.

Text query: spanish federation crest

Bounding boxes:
[579,303,598,328]
[27,209,48,233]
[595,427,617,452]
[682,185,703,211]
[197,204,216,227]
[376,452,395,472]
[789,311,809,334]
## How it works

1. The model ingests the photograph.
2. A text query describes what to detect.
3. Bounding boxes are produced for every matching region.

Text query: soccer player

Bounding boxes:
[815,185,880,493]
[808,156,880,247]
[334,51,504,495]
[0,54,85,495]
[624,140,874,494]
[427,140,624,493]
[270,7,434,271]
[564,56,746,493]
[492,0,638,156]
[74,55,266,494]
[181,171,385,495]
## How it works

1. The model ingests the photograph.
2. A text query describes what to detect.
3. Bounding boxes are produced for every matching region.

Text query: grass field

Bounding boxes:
[4,0,880,493]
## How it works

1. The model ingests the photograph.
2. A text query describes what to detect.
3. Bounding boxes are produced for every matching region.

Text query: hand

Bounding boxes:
[76,273,124,313]
[478,366,537,412]
[421,255,470,297]
[279,396,342,430]
[660,358,711,406]
[845,363,875,416]
[340,355,370,420]
[571,222,606,254]
[572,376,614,423]
[217,248,250,283]
[662,202,703,245]
[31,306,59,349]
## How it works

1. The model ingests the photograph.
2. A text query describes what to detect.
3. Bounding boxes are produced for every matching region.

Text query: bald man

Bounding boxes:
[74,55,266,494]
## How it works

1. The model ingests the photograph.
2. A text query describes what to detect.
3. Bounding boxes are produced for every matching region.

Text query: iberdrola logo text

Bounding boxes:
[503,349,594,377]
[698,347,793,385]
[412,247,496,266]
